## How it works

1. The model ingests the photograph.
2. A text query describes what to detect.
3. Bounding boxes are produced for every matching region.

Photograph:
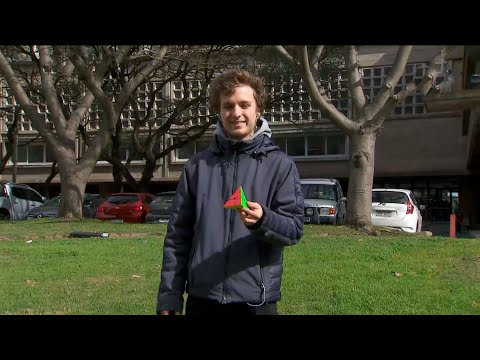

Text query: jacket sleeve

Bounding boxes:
[156,165,195,314]
[250,160,304,247]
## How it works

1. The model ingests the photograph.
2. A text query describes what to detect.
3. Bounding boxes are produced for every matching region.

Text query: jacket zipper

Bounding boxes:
[223,144,239,304]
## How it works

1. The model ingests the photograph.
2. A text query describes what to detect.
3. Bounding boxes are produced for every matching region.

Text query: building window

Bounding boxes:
[272,137,286,153]
[307,135,325,156]
[172,138,211,162]
[287,137,306,156]
[119,143,144,163]
[326,134,346,155]
[14,142,56,164]
[272,133,348,158]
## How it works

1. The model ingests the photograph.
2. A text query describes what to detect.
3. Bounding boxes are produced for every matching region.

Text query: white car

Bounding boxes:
[371,189,422,233]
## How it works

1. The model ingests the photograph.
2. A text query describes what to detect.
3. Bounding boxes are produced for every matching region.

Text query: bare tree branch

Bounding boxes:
[39,45,67,136]
[364,46,412,119]
[310,46,325,68]
[45,160,59,184]
[345,45,367,116]
[299,46,358,133]
[365,82,417,133]
[114,46,168,113]
[273,46,300,70]
[418,46,456,95]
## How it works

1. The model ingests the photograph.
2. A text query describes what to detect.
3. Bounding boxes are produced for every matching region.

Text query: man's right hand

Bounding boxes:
[160,310,181,315]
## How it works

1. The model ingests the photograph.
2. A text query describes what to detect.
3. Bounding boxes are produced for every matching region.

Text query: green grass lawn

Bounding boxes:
[1,219,479,314]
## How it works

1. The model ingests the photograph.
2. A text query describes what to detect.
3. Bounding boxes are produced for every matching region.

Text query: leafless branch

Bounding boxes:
[299,46,358,133]
[365,46,412,119]
[345,46,367,116]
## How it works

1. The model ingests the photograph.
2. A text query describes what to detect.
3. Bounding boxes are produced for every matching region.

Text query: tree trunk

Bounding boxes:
[58,172,87,218]
[138,158,157,193]
[112,163,124,193]
[346,132,377,230]
[56,149,91,219]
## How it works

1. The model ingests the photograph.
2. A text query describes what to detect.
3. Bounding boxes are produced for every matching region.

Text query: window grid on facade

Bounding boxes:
[86,82,167,131]
[122,82,166,128]
[4,86,81,132]
[87,102,102,130]
[4,89,50,132]
[263,75,351,123]
[361,62,447,116]
[170,80,210,126]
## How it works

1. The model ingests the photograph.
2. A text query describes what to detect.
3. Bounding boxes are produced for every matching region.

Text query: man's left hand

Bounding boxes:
[239,201,263,226]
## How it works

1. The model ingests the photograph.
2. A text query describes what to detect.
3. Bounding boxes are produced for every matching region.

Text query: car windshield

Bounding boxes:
[153,194,175,204]
[106,195,141,204]
[372,191,409,204]
[41,197,61,207]
[302,184,336,201]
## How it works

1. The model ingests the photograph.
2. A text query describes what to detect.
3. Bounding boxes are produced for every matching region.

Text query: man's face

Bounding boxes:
[220,85,259,141]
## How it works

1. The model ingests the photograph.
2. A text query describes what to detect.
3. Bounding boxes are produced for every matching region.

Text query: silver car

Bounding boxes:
[301,178,347,225]
[0,183,46,220]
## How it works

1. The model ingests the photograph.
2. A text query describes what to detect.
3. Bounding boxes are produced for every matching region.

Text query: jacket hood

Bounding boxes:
[212,117,278,157]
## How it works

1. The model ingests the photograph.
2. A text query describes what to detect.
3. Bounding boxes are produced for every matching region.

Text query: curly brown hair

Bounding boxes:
[208,69,266,115]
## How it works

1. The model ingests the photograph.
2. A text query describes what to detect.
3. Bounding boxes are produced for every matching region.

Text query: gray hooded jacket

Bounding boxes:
[157,118,304,313]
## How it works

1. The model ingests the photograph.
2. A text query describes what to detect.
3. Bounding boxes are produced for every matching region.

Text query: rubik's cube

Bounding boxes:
[224,186,248,210]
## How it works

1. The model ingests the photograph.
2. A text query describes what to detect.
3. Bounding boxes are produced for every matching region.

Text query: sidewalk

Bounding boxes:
[422,221,477,238]
[468,230,480,238]
[422,221,450,237]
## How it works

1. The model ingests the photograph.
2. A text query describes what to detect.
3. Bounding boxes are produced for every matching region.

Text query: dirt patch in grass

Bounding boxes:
[0,233,156,241]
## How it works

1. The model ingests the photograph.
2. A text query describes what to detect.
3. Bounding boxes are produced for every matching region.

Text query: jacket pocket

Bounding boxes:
[187,242,198,289]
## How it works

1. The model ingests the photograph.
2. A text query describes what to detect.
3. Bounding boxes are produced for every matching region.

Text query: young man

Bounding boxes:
[156,69,304,315]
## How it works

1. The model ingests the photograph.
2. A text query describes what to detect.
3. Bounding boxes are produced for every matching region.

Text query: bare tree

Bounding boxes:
[97,46,299,192]
[0,45,168,218]
[275,45,455,232]
[95,46,237,192]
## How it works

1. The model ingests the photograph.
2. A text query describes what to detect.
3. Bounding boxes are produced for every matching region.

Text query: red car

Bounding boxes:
[95,193,156,223]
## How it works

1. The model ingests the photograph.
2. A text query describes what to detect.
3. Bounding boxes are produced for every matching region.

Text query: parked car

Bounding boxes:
[371,189,422,233]
[26,194,103,219]
[301,178,347,225]
[0,182,46,220]
[145,191,176,224]
[95,192,156,223]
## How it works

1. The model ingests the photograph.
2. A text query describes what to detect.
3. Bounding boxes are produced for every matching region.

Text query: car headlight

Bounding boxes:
[319,208,330,215]
[305,208,314,216]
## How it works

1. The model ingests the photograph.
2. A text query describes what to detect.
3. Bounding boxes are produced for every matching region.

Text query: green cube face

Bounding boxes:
[241,187,249,209]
